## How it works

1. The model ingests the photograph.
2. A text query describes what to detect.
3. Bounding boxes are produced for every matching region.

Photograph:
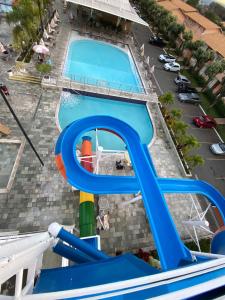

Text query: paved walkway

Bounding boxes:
[0,1,209,255]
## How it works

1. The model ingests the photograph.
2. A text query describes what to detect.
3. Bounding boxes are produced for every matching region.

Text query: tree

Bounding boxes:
[181,30,193,51]
[205,60,225,87]
[168,22,185,41]
[192,40,206,51]
[193,47,214,71]
[159,92,175,117]
[177,135,200,154]
[171,120,188,137]
[166,108,182,127]
[187,0,199,8]
[204,11,221,25]
[185,155,204,170]
[6,0,50,51]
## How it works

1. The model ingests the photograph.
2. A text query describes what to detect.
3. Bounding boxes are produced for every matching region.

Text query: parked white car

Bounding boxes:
[210,142,225,155]
[164,62,180,72]
[159,54,176,63]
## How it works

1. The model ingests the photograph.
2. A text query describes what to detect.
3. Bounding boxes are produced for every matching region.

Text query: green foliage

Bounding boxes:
[171,120,188,137]
[177,134,200,155]
[193,48,214,70]
[36,63,52,74]
[204,10,221,25]
[205,60,225,83]
[159,92,175,106]
[185,238,211,252]
[183,30,193,43]
[185,155,204,170]
[186,0,199,8]
[6,0,50,52]
[168,22,185,40]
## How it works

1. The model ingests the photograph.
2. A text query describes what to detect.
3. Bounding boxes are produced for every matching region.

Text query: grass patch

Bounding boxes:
[181,69,199,86]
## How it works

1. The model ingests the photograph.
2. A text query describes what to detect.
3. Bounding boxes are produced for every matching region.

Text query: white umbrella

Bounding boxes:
[33,44,49,54]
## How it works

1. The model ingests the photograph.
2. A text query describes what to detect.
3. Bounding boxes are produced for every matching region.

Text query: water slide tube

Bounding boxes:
[79,136,96,237]
[55,116,225,271]
[49,223,108,261]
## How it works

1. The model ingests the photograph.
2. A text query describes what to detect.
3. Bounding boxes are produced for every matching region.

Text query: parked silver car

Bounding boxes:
[210,142,225,155]
[174,75,191,85]
[178,92,201,104]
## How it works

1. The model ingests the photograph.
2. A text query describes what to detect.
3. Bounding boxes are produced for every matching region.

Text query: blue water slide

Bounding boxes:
[56,116,225,271]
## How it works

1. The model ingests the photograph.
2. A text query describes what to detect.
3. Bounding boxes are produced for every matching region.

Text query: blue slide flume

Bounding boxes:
[56,116,225,271]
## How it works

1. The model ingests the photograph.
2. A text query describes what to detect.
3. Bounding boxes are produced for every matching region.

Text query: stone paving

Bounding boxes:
[0,0,209,255]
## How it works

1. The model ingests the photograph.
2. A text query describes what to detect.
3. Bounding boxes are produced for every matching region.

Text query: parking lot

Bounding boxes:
[133,23,225,196]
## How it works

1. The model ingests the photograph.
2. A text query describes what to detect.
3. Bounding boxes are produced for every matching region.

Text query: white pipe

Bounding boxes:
[0,233,50,257]
[15,269,23,299]
[120,195,142,206]
[183,220,209,227]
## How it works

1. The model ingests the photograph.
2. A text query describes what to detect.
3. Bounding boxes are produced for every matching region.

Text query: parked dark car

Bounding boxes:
[193,115,217,128]
[176,84,197,93]
[178,93,201,104]
[149,36,166,47]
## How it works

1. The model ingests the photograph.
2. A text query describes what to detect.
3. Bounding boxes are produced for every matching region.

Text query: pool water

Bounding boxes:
[63,39,144,93]
[58,92,153,151]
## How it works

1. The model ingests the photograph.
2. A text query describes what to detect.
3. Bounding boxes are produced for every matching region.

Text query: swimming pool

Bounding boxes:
[58,92,153,150]
[63,39,144,93]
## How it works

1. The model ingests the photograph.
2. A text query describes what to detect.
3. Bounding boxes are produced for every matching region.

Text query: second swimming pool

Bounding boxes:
[58,92,153,151]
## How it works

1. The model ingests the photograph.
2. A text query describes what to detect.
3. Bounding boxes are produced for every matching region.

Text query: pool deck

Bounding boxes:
[0,0,210,254]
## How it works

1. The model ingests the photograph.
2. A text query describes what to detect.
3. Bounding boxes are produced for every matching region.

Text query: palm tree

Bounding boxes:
[193,47,214,71]
[168,22,185,40]
[6,0,50,51]
[166,108,182,127]
[177,135,200,154]
[204,59,225,89]
[171,120,188,137]
[180,30,193,52]
[159,92,175,116]
[185,155,204,170]
[159,92,174,106]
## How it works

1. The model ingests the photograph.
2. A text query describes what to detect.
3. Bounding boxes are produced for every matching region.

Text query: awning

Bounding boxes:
[66,0,148,27]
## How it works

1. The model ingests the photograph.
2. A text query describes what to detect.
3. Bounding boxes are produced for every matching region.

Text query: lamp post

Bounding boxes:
[0,87,44,166]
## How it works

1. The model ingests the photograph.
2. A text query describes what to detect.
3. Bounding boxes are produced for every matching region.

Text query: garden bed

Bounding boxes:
[159,105,192,176]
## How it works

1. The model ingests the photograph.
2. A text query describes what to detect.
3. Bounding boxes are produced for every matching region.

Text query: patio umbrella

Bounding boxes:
[33,44,49,55]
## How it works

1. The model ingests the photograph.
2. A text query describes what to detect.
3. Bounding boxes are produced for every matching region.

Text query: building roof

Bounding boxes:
[170,0,197,12]
[66,0,148,27]
[157,0,178,11]
[172,9,186,23]
[185,12,221,30]
[202,33,225,58]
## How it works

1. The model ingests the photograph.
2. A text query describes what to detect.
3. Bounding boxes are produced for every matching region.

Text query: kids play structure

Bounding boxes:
[1,116,225,299]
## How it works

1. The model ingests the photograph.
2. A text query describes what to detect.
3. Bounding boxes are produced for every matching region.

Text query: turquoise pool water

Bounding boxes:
[63,39,144,93]
[58,92,153,150]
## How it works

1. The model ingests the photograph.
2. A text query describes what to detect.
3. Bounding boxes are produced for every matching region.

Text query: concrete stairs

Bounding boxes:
[9,74,41,85]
